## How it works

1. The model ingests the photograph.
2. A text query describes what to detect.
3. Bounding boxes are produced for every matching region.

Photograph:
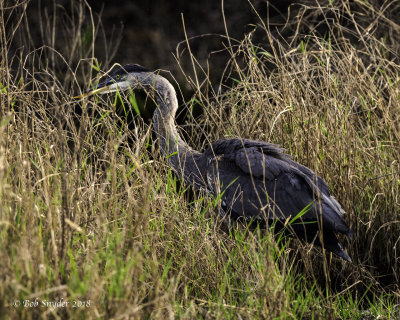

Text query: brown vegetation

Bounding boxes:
[1,0,399,318]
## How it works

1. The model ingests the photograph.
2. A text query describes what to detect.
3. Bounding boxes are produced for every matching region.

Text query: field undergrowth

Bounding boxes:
[1,0,399,319]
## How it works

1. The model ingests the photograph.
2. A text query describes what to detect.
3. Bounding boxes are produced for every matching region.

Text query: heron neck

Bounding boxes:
[151,77,205,189]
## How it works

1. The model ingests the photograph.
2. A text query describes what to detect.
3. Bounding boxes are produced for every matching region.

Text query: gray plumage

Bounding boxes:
[79,64,352,261]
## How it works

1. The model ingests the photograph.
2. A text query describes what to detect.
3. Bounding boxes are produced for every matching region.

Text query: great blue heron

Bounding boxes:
[75,64,352,261]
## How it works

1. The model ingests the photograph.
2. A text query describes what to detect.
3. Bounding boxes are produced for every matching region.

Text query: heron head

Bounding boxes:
[74,64,150,98]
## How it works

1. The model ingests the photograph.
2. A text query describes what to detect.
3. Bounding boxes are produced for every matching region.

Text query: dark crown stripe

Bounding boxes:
[112,64,150,76]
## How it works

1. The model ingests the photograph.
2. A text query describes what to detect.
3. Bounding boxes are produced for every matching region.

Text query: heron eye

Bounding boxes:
[115,74,120,80]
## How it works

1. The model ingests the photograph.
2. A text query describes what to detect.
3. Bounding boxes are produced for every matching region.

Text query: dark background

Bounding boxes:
[7,0,400,87]
[8,0,298,85]
[85,0,294,71]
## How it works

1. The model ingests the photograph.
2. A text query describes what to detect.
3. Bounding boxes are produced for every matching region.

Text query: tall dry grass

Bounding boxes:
[1,0,399,319]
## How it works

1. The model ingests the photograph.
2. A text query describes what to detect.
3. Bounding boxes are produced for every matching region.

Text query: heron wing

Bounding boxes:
[205,138,350,235]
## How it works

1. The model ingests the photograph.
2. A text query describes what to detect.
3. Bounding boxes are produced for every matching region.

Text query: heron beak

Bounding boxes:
[73,86,110,99]
[73,79,130,99]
